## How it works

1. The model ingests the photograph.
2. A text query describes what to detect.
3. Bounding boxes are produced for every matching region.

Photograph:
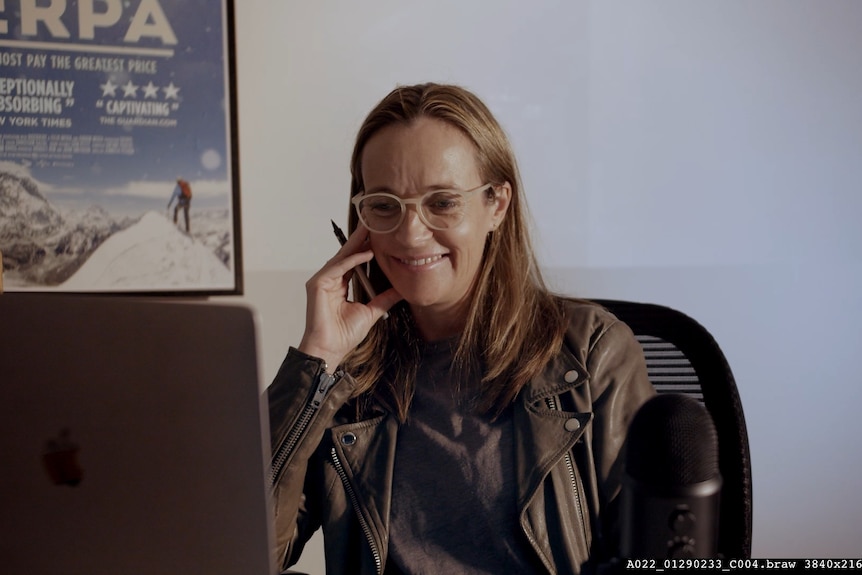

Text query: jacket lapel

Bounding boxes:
[513,342,593,511]
[330,414,398,569]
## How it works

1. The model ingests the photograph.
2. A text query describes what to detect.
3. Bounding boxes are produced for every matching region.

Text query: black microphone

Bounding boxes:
[620,393,722,559]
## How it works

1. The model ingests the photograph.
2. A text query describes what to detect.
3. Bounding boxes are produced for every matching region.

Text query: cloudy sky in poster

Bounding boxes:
[0,0,234,215]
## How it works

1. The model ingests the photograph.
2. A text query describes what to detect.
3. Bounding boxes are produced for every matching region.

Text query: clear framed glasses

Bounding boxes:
[351,183,492,233]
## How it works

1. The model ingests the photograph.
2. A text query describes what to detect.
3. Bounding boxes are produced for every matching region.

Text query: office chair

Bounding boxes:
[592,299,753,559]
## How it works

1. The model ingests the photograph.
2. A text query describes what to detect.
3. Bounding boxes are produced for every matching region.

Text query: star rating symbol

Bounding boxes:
[100,79,118,97]
[142,81,160,98]
[98,77,182,103]
[163,82,180,100]
[122,80,138,98]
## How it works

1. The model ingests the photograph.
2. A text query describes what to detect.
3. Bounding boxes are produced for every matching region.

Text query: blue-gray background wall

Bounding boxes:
[230,2,862,568]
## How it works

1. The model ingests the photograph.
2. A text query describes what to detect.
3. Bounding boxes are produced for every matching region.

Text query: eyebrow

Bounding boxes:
[363,183,463,195]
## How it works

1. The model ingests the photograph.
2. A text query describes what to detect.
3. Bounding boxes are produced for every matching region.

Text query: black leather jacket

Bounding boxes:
[268,301,654,574]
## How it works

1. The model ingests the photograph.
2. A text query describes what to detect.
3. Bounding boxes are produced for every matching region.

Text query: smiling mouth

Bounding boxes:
[397,255,445,266]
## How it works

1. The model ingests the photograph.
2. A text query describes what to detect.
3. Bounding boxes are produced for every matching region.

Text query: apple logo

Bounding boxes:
[43,428,83,486]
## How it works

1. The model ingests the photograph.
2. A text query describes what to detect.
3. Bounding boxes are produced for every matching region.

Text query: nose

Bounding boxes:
[393,203,432,244]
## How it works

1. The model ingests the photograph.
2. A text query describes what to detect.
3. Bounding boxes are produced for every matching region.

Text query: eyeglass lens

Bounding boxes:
[357,191,469,232]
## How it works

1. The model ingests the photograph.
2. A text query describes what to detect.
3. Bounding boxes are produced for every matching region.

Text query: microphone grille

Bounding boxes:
[626,393,719,486]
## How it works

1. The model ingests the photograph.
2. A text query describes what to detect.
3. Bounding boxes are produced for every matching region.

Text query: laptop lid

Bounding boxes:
[0,294,276,575]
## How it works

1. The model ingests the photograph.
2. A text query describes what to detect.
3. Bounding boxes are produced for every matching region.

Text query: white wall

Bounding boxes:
[229,1,862,567]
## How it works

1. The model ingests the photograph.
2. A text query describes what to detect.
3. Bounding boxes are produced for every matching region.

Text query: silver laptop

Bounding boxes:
[0,294,276,575]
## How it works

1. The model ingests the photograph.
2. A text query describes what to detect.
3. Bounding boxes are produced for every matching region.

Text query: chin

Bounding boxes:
[402,292,443,309]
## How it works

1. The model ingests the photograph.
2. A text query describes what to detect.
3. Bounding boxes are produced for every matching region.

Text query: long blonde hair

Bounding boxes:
[342,83,568,421]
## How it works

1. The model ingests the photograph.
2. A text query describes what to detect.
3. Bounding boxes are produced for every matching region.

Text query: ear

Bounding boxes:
[489,182,512,230]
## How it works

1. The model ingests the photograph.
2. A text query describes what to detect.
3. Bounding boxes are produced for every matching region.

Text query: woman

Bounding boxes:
[268,83,654,574]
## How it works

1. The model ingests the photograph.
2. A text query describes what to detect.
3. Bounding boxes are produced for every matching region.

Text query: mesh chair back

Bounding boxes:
[593,299,752,559]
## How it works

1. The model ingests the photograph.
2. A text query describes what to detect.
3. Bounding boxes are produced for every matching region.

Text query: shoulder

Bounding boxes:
[559,297,624,337]
[556,297,639,358]
[554,298,653,405]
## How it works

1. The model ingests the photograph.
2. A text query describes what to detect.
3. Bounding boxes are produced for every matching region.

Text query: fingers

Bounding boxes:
[335,221,370,256]
[306,251,372,299]
[323,223,372,276]
[332,249,374,278]
[368,287,404,319]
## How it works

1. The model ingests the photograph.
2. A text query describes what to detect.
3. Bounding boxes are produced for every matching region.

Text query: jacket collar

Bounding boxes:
[514,341,593,503]
[523,336,590,403]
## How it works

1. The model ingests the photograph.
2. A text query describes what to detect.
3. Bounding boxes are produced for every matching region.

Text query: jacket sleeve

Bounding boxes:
[582,317,655,561]
[267,347,357,570]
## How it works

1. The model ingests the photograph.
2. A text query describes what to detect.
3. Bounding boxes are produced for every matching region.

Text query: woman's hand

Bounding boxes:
[297,224,402,371]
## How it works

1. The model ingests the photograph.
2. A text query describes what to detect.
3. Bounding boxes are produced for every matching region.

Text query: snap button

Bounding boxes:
[341,432,357,446]
[564,418,581,432]
[564,370,578,383]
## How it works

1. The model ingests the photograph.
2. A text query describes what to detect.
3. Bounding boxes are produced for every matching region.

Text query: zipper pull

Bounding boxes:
[310,371,338,409]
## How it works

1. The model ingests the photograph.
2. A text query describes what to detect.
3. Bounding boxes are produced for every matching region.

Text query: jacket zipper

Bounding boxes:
[545,396,588,540]
[331,447,383,575]
[270,370,339,486]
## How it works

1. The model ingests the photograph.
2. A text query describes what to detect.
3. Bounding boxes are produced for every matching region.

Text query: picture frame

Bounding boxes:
[0,0,243,295]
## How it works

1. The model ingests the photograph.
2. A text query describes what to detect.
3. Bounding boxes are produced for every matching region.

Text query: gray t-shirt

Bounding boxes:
[385,338,542,574]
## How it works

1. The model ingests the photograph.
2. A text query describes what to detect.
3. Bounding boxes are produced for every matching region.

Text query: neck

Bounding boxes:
[409,303,467,342]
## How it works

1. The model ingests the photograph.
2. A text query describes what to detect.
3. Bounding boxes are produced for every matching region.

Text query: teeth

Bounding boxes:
[400,255,443,266]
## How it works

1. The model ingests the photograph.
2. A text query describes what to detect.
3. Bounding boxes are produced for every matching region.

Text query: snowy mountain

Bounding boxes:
[0,170,131,286]
[61,211,232,291]
[0,170,63,233]
[186,207,234,268]
[2,169,236,290]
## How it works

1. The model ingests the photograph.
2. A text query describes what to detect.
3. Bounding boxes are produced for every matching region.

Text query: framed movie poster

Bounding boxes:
[0,0,242,295]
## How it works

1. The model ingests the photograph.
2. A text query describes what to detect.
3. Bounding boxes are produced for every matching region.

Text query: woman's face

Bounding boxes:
[360,116,510,330]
